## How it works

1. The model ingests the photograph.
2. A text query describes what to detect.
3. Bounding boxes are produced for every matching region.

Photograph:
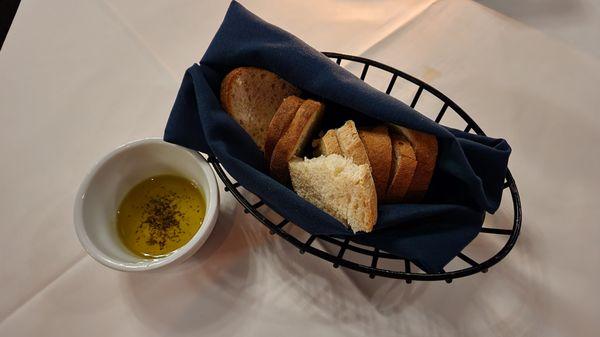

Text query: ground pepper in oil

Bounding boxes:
[116,175,205,258]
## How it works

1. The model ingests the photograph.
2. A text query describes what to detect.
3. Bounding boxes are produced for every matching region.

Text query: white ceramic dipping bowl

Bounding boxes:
[74,138,219,271]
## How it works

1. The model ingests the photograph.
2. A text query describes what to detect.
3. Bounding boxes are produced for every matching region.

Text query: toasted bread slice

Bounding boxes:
[358,126,393,199]
[265,96,304,161]
[220,67,301,151]
[335,120,370,167]
[384,133,417,202]
[289,154,377,233]
[313,129,343,156]
[391,125,438,202]
[270,99,324,183]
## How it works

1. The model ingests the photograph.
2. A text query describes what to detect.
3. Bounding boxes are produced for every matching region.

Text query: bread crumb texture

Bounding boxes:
[289,155,377,233]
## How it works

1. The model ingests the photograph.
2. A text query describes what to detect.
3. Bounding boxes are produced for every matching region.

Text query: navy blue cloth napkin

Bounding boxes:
[164,1,511,272]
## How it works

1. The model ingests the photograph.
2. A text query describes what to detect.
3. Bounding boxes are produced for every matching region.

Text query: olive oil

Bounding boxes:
[116,175,205,258]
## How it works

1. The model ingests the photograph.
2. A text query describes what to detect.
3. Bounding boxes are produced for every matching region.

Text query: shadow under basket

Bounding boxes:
[207,52,522,283]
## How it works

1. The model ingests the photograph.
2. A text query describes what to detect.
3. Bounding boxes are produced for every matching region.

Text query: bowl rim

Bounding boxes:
[73,138,219,272]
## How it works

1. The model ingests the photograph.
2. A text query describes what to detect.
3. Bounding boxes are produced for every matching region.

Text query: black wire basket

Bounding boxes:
[207,52,522,283]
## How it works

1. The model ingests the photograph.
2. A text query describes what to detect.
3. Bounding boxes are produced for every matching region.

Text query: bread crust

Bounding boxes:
[359,171,378,233]
[314,129,343,156]
[358,125,392,199]
[384,133,418,202]
[336,120,370,167]
[265,96,303,161]
[270,99,324,183]
[391,125,438,202]
[220,67,300,151]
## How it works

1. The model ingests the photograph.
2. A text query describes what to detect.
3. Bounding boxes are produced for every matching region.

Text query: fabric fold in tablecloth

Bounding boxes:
[164,0,511,272]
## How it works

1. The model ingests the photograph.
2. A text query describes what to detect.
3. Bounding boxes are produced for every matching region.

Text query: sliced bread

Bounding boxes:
[358,126,393,199]
[335,120,370,167]
[220,67,301,151]
[270,99,324,183]
[289,154,377,233]
[384,133,417,202]
[391,125,438,202]
[313,129,343,156]
[264,96,304,161]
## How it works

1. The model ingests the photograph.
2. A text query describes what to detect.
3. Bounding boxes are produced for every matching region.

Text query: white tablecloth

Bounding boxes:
[1,0,598,336]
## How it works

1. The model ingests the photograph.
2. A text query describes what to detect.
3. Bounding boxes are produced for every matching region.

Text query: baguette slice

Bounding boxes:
[336,120,370,167]
[220,67,301,151]
[264,96,304,161]
[391,125,438,202]
[358,126,393,199]
[313,129,343,156]
[270,99,324,183]
[289,154,377,233]
[384,133,417,202]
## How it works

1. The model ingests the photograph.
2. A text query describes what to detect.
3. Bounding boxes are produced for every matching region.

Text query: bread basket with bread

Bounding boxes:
[164,1,522,282]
